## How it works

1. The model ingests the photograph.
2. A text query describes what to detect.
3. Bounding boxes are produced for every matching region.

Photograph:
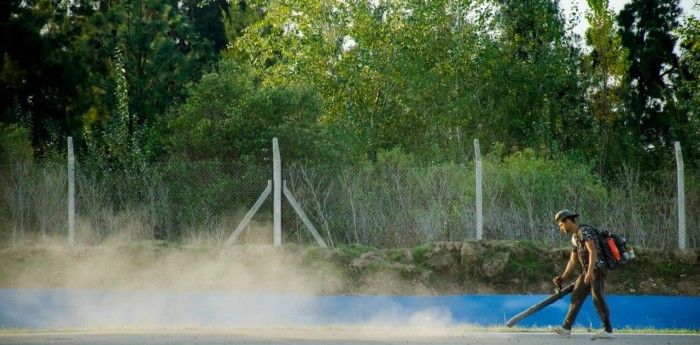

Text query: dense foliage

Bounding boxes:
[2,0,698,169]
[1,0,699,247]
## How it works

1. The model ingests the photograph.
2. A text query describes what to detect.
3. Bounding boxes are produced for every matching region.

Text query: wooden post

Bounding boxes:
[675,142,686,250]
[273,138,282,247]
[67,137,75,246]
[474,139,483,240]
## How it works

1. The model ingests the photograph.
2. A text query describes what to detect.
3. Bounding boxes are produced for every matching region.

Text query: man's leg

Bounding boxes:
[591,268,612,332]
[562,274,589,330]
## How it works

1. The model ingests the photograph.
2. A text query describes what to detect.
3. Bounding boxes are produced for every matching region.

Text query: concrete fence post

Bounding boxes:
[273,138,282,247]
[67,137,75,246]
[675,141,686,250]
[474,139,483,241]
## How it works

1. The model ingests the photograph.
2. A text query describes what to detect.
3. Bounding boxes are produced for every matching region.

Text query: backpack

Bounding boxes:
[594,228,635,269]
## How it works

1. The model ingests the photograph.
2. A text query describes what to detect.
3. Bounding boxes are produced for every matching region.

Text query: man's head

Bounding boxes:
[554,209,579,234]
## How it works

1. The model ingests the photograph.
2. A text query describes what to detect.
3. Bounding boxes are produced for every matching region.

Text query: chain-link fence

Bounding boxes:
[284,164,699,249]
[0,160,698,249]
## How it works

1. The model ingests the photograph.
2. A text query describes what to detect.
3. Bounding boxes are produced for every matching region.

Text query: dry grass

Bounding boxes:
[0,160,697,249]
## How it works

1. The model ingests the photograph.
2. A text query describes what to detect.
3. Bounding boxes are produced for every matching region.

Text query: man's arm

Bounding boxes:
[553,251,579,286]
[562,251,578,280]
[584,239,597,285]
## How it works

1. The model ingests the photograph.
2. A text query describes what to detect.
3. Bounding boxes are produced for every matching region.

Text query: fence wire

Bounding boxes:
[0,161,697,249]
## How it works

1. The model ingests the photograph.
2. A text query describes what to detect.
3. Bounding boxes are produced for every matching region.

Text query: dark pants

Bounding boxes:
[562,268,612,332]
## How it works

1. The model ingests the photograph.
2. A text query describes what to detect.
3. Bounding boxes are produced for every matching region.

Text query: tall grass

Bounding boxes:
[0,151,697,249]
[286,149,698,249]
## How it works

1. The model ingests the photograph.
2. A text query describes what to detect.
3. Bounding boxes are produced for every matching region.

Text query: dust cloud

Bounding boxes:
[0,225,458,331]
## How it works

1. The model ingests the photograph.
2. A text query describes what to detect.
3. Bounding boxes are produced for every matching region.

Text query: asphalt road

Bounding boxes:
[1,329,698,345]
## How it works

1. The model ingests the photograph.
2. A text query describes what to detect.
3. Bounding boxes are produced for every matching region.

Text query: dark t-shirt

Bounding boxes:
[571,225,605,271]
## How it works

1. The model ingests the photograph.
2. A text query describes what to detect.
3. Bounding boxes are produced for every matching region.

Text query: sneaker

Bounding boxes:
[591,330,614,340]
[549,325,571,337]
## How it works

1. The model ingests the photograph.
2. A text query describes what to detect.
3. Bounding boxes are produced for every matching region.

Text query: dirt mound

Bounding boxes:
[0,241,697,296]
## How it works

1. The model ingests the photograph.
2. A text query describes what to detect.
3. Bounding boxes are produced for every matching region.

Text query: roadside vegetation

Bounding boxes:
[0,241,696,297]
[1,1,698,303]
[1,146,698,249]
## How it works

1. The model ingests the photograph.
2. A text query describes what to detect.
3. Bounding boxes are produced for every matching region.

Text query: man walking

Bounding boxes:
[549,210,614,339]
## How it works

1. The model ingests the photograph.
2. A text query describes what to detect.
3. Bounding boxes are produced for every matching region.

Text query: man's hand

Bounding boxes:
[584,271,593,285]
[552,275,564,288]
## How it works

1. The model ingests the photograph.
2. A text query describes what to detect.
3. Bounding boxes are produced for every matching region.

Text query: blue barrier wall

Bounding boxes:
[1,289,698,329]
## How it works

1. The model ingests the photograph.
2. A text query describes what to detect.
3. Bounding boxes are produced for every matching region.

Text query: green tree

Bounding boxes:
[320,0,438,160]
[168,59,328,163]
[182,0,229,53]
[483,0,583,157]
[221,0,266,61]
[0,124,34,164]
[676,5,700,167]
[235,0,423,160]
[97,48,144,169]
[234,1,578,162]
[0,0,88,153]
[79,0,216,163]
[583,0,629,176]
[617,0,682,168]
[232,0,584,163]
